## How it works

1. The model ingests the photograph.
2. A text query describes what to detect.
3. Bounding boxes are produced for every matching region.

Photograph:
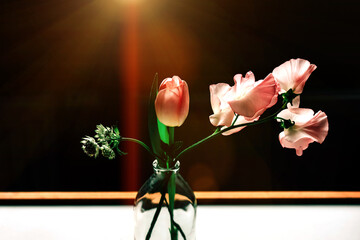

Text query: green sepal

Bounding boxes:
[113,126,120,135]
[281,89,299,105]
[280,119,295,129]
[148,73,164,158]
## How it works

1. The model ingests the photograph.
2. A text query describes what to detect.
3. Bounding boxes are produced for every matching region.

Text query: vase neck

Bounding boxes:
[152,160,180,174]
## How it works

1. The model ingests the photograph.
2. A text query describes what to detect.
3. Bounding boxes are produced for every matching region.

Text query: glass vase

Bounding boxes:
[134,160,197,240]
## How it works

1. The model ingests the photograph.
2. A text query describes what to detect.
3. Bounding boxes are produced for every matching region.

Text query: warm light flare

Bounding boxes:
[120,3,140,190]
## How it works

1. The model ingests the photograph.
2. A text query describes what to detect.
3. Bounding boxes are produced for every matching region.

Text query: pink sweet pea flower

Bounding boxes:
[209,82,253,136]
[209,82,234,128]
[277,108,329,156]
[155,76,190,127]
[209,71,279,135]
[272,58,317,94]
[227,72,279,120]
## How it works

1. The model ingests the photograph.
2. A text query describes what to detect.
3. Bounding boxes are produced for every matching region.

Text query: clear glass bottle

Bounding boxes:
[134,160,197,240]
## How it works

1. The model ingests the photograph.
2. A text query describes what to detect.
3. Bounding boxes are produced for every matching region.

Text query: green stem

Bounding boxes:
[146,189,166,240]
[174,101,288,161]
[167,173,176,238]
[231,114,240,126]
[167,127,175,168]
[169,127,174,146]
[165,198,186,240]
[174,128,222,160]
[121,137,161,160]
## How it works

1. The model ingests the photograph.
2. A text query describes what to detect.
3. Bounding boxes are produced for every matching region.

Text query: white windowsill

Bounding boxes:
[0,205,359,240]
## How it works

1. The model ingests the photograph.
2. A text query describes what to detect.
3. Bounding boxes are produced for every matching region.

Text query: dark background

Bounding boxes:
[0,0,359,192]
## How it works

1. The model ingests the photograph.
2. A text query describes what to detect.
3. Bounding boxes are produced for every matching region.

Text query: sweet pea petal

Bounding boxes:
[273,58,317,94]
[228,73,279,120]
[298,110,329,143]
[278,108,329,156]
[209,107,234,127]
[279,132,313,156]
[277,108,314,125]
[221,115,258,136]
[232,72,255,97]
[209,83,232,114]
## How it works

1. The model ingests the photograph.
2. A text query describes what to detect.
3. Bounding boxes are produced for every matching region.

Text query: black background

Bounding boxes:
[0,0,359,192]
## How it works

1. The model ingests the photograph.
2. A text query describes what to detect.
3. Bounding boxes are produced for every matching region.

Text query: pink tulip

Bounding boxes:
[155,76,190,127]
[277,108,329,156]
[209,71,279,135]
[272,58,317,94]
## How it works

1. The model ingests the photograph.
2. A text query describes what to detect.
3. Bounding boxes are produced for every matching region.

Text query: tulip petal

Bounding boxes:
[228,73,278,120]
[155,76,189,127]
[155,88,182,126]
[177,81,190,126]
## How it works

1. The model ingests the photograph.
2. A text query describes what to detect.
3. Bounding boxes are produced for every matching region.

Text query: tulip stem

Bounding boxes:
[169,127,174,145]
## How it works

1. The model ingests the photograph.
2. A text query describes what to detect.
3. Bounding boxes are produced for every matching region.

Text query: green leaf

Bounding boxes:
[158,119,169,145]
[148,73,164,158]
[113,126,120,135]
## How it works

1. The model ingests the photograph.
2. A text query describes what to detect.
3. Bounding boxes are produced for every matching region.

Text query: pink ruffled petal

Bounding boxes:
[273,58,317,94]
[278,108,329,156]
[232,72,255,97]
[300,110,329,144]
[228,73,278,120]
[209,107,234,127]
[279,132,313,156]
[221,115,257,136]
[277,108,314,125]
[209,83,232,114]
[283,127,318,145]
